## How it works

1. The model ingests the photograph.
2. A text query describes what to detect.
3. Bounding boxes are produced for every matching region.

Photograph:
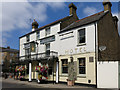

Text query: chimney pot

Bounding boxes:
[32,19,39,31]
[103,0,112,12]
[7,46,10,49]
[69,3,77,16]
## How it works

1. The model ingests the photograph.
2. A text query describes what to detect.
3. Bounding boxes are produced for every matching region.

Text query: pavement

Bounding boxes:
[1,77,96,89]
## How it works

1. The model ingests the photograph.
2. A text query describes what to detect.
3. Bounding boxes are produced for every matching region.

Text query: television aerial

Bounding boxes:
[99,46,106,51]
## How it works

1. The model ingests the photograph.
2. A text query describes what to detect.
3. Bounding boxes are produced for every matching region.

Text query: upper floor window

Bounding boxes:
[78,28,85,44]
[26,35,30,42]
[45,27,50,36]
[45,43,50,56]
[36,31,40,40]
[61,59,68,74]
[78,58,86,74]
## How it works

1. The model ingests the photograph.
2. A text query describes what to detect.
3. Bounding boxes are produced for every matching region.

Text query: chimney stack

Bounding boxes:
[112,16,118,29]
[32,19,39,31]
[69,3,77,16]
[103,0,112,12]
[7,46,10,49]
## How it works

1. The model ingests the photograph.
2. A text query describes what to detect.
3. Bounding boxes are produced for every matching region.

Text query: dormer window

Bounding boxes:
[45,27,50,36]
[26,35,30,42]
[36,31,40,40]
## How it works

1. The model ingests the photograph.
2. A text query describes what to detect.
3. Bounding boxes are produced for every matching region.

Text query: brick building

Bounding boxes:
[0,46,19,73]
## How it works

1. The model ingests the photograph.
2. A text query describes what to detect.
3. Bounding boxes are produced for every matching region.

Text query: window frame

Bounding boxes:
[26,35,30,42]
[61,59,68,74]
[36,31,40,40]
[78,28,86,45]
[45,27,50,36]
[45,43,50,56]
[78,58,86,75]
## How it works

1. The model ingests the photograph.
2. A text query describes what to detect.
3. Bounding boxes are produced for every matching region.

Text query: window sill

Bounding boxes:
[60,74,68,77]
[77,74,86,78]
[77,43,86,46]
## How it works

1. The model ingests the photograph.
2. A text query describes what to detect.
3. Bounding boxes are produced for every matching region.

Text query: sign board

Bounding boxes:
[40,35,55,44]
[24,43,30,49]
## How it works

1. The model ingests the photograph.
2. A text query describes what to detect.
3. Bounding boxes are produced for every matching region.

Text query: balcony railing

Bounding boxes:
[19,51,58,61]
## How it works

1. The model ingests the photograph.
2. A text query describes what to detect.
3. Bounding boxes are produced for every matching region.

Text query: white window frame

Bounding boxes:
[78,28,86,45]
[61,59,68,74]
[45,27,50,36]
[78,58,86,76]
[36,31,40,40]
[26,35,30,42]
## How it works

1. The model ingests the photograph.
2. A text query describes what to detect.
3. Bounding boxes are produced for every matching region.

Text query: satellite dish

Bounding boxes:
[99,46,106,51]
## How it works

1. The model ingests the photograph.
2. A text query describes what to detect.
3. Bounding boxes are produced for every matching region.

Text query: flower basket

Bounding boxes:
[36,65,48,81]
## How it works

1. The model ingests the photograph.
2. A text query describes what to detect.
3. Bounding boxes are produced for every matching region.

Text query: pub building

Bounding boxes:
[19,1,120,88]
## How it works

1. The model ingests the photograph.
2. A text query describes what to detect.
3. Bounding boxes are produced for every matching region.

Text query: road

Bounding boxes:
[1,77,110,90]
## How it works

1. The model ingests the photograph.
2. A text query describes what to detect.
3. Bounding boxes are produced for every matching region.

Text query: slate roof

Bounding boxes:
[19,15,72,38]
[59,10,109,33]
[0,47,19,53]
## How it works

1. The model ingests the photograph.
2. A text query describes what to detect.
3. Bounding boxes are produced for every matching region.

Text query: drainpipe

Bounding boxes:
[53,59,54,84]
[95,22,98,88]
[56,60,59,83]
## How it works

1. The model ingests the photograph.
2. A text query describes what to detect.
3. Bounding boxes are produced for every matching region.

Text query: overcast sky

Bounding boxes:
[0,1,119,49]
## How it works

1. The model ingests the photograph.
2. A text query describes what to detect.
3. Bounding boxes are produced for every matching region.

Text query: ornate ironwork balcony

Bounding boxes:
[19,51,58,61]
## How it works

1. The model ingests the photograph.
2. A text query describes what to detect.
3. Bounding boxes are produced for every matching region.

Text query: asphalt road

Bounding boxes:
[2,81,38,88]
[2,81,94,90]
[1,78,110,90]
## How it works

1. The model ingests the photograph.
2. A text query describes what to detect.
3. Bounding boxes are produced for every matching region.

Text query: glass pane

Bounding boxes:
[62,59,68,73]
[79,29,85,36]
[62,67,68,73]
[80,36,85,43]
[46,28,50,35]
[46,44,50,50]
[79,67,85,74]
[78,29,85,43]
[79,58,86,74]
[79,58,85,66]
[37,32,40,39]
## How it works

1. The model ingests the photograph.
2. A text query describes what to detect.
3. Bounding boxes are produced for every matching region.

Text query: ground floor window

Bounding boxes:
[48,66,52,75]
[61,59,68,74]
[78,58,86,74]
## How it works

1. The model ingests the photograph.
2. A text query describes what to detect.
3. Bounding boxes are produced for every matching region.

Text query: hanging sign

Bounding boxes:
[30,42,36,52]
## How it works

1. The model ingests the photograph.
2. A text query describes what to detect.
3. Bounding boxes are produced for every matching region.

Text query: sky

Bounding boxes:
[0,0,120,50]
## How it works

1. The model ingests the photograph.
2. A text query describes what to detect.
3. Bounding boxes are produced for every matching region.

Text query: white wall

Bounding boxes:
[58,23,96,55]
[20,23,96,60]
[20,36,26,56]
[97,61,119,88]
[19,23,61,57]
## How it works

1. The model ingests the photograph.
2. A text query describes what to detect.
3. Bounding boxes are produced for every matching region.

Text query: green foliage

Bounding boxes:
[68,62,77,81]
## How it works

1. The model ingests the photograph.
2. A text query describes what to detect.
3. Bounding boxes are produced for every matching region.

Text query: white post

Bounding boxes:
[38,62,41,83]
[56,62,59,83]
[29,62,32,82]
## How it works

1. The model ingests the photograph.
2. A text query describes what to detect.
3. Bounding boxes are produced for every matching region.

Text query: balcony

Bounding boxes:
[19,51,58,61]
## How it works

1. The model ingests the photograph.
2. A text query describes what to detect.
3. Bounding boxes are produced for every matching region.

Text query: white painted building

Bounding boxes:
[19,1,120,88]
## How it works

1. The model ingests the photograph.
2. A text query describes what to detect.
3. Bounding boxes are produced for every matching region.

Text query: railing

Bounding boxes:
[19,51,58,61]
